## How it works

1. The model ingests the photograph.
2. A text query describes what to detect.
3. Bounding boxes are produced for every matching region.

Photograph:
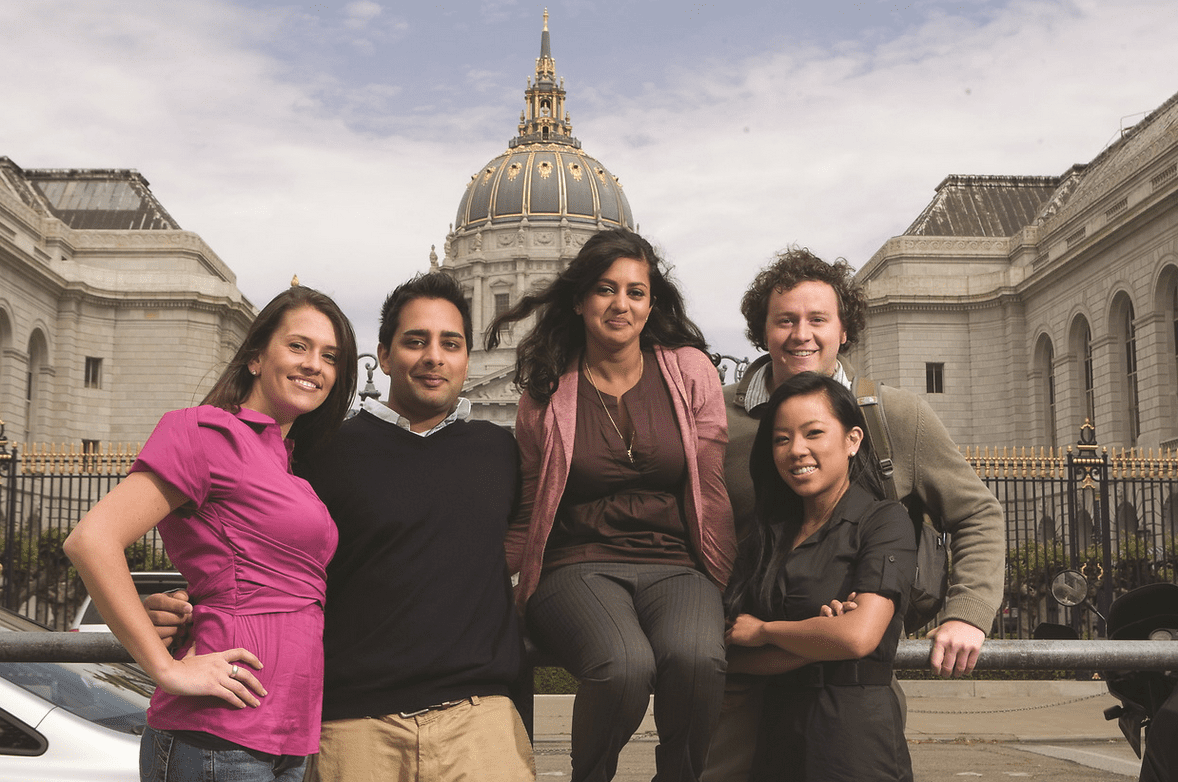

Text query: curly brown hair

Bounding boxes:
[739,247,867,352]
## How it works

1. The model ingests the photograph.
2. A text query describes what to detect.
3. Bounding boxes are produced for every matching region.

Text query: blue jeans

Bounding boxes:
[140,726,306,782]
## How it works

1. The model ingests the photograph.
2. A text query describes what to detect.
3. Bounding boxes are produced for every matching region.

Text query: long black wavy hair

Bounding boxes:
[201,286,358,460]
[485,228,708,403]
[723,371,883,623]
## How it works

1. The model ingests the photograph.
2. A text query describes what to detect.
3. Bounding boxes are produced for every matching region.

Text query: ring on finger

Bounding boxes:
[230,664,239,679]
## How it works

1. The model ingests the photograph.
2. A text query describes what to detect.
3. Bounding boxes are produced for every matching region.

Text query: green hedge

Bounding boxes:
[534,666,579,694]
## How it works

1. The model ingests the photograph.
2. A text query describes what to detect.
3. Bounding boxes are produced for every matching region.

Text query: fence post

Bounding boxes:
[0,417,17,611]
[1068,420,1111,635]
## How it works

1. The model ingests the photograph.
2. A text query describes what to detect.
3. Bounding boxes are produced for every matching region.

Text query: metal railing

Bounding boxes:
[6,632,1176,741]
[6,634,1178,671]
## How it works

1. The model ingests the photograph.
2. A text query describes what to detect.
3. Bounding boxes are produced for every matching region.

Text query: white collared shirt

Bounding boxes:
[361,396,472,437]
[742,360,851,414]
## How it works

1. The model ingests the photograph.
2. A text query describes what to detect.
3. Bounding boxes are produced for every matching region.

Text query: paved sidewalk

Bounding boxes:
[534,680,1124,744]
[902,679,1123,743]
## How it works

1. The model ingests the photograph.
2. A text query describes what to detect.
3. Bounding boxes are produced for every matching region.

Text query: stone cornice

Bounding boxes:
[866,285,1023,313]
[54,286,254,317]
[64,230,235,283]
[1021,189,1178,298]
[1041,114,1178,234]
[860,235,1010,280]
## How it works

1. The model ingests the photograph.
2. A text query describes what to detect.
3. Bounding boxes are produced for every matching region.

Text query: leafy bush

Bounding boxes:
[534,666,579,694]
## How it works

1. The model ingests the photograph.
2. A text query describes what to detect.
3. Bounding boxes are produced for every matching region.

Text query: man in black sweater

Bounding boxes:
[149,274,535,781]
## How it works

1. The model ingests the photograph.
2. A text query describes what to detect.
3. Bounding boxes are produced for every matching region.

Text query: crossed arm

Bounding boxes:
[725,592,894,675]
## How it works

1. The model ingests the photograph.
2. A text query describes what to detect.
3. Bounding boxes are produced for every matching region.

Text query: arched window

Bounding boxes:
[1035,335,1056,446]
[1124,302,1140,446]
[25,329,48,442]
[1083,324,1095,427]
[1110,293,1140,446]
[1172,282,1178,408]
[1151,264,1178,442]
[1069,315,1095,430]
[0,309,9,416]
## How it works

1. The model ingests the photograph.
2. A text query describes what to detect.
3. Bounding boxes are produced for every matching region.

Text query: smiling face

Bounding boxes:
[764,280,848,388]
[378,296,469,433]
[243,306,339,435]
[576,256,653,356]
[771,390,862,508]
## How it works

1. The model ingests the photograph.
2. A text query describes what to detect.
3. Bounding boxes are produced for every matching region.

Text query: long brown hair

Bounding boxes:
[724,372,882,623]
[202,286,358,458]
[486,228,707,403]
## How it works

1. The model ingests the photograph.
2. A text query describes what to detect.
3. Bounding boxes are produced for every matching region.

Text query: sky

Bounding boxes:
[3,0,1178,381]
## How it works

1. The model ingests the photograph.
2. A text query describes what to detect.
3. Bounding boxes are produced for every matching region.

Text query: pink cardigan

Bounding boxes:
[506,345,736,610]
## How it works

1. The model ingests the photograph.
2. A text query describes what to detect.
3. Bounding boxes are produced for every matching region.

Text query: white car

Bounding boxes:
[70,571,187,633]
[0,607,150,780]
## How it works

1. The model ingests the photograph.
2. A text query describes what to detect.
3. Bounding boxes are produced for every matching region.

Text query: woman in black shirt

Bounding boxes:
[723,372,915,781]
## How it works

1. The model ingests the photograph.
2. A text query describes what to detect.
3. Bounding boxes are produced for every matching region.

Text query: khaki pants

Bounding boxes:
[305,695,535,782]
[700,677,763,782]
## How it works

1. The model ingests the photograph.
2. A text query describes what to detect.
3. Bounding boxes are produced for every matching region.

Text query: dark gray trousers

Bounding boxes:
[527,562,727,782]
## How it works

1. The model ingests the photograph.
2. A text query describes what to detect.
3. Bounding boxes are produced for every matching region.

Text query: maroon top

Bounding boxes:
[543,353,694,571]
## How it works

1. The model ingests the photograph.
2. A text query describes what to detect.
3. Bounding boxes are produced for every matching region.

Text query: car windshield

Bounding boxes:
[0,661,154,735]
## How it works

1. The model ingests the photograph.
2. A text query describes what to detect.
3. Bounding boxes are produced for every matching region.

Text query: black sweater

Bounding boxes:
[298,409,523,720]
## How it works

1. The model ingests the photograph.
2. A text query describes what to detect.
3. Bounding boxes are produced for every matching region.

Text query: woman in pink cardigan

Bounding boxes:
[488,228,736,782]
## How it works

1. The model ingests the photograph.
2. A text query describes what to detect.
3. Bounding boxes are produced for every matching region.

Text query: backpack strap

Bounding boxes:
[733,355,772,408]
[853,375,899,502]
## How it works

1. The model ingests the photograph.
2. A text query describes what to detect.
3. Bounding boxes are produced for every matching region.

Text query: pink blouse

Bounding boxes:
[130,405,337,756]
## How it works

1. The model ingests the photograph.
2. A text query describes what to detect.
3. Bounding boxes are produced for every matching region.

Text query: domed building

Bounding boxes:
[437,11,635,426]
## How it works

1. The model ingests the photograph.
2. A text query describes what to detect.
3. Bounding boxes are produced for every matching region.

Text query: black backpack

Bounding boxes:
[853,376,949,633]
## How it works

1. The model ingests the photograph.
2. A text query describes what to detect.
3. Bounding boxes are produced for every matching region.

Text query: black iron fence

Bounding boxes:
[0,421,168,630]
[972,422,1178,640]
[2,414,1176,638]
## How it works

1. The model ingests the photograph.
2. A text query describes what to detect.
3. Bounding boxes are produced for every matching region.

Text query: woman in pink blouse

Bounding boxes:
[65,285,357,782]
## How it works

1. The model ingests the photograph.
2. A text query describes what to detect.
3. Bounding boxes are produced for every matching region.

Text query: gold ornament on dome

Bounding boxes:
[594,167,608,184]
[537,161,553,179]
[567,162,583,181]
[507,162,522,181]
[482,166,497,184]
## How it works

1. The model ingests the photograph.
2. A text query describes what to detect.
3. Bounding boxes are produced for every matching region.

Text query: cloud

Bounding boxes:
[1,0,1176,365]
[569,0,1178,355]
[344,1,383,29]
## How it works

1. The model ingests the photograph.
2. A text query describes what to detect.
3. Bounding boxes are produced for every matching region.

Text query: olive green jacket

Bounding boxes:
[722,355,1005,633]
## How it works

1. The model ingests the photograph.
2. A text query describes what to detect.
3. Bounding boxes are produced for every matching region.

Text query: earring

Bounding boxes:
[250,369,258,376]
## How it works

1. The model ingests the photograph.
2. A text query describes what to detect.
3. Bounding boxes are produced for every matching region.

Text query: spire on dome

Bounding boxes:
[541,8,551,59]
[510,10,579,149]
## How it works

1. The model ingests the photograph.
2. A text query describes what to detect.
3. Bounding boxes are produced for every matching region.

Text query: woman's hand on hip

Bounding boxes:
[155,647,267,709]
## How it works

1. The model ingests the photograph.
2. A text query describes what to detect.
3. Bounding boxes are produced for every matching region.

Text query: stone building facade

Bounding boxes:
[437,12,636,427]
[0,158,255,446]
[847,90,1178,453]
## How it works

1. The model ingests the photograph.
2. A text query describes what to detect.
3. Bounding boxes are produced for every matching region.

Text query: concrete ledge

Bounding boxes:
[899,679,1108,698]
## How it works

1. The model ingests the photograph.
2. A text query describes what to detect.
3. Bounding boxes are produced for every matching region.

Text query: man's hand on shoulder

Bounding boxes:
[926,620,984,678]
[144,589,193,649]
